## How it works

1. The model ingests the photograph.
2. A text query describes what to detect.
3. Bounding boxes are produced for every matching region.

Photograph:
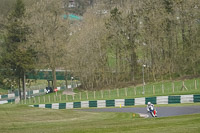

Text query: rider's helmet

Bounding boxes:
[147,102,151,106]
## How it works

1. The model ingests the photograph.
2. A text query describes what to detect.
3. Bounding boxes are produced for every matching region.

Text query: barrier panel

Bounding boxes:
[8,94,15,99]
[73,102,81,108]
[157,96,168,104]
[59,103,66,109]
[106,100,115,107]
[145,97,156,104]
[66,102,73,109]
[194,95,200,102]
[39,104,45,108]
[45,104,52,109]
[115,99,125,107]
[52,103,59,109]
[181,95,193,103]
[0,101,8,104]
[34,105,39,107]
[33,90,40,94]
[39,89,45,93]
[168,96,181,104]
[81,101,89,108]
[89,101,97,107]
[135,97,145,105]
[1,95,8,99]
[125,99,135,106]
[97,100,106,108]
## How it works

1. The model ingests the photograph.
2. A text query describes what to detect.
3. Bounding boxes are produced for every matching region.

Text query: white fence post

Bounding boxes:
[38,97,40,104]
[195,80,197,90]
[79,92,81,100]
[54,95,56,102]
[117,89,119,97]
[134,87,136,95]
[125,88,127,96]
[101,90,103,99]
[86,91,88,99]
[43,96,45,103]
[94,91,96,99]
[162,84,164,94]
[66,95,68,101]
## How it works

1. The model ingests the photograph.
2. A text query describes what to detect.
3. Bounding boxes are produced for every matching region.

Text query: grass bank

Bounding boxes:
[22,78,200,105]
[0,104,200,133]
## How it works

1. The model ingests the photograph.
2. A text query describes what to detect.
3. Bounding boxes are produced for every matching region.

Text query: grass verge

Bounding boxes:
[0,104,200,133]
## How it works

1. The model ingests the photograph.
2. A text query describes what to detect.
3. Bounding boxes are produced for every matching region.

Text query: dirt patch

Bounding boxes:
[62,88,76,96]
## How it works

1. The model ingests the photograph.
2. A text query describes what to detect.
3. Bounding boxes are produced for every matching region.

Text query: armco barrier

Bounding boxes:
[181,95,193,103]
[81,101,89,108]
[194,95,200,102]
[89,101,97,108]
[125,99,134,106]
[0,101,8,104]
[0,85,67,101]
[0,86,66,104]
[106,100,115,107]
[0,98,15,104]
[145,97,156,104]
[52,103,59,109]
[66,102,73,109]
[115,99,124,107]
[168,96,181,104]
[157,96,168,104]
[135,97,145,105]
[31,94,200,110]
[97,100,106,108]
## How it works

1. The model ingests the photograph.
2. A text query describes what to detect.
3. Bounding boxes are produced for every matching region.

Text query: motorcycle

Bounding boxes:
[148,106,157,117]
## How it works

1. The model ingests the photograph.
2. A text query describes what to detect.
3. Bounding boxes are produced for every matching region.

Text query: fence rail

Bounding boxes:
[20,79,200,105]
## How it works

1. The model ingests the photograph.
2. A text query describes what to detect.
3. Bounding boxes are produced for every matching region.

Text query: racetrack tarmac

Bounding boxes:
[78,106,200,118]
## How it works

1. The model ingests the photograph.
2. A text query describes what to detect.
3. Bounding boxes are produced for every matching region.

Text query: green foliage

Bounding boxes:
[0,0,37,89]
[163,0,174,13]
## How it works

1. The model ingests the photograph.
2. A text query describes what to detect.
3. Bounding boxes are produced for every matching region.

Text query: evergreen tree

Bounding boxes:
[0,0,37,100]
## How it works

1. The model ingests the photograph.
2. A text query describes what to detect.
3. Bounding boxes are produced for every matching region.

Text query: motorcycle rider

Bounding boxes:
[147,102,157,117]
[147,102,154,112]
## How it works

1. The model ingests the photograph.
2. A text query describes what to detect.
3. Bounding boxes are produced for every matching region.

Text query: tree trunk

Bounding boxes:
[130,51,137,81]
[22,73,26,100]
[65,70,68,89]
[18,77,22,100]
[52,67,57,90]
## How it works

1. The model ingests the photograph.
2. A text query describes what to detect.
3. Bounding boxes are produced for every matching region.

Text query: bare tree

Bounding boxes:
[26,0,70,89]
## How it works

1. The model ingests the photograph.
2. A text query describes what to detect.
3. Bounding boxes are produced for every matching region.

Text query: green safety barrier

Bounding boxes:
[73,102,81,108]
[145,97,157,104]
[194,95,200,102]
[45,104,52,108]
[1,95,8,99]
[168,96,181,104]
[125,99,135,106]
[106,100,115,107]
[59,103,66,109]
[89,101,97,107]
[31,94,200,110]
[34,105,39,107]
